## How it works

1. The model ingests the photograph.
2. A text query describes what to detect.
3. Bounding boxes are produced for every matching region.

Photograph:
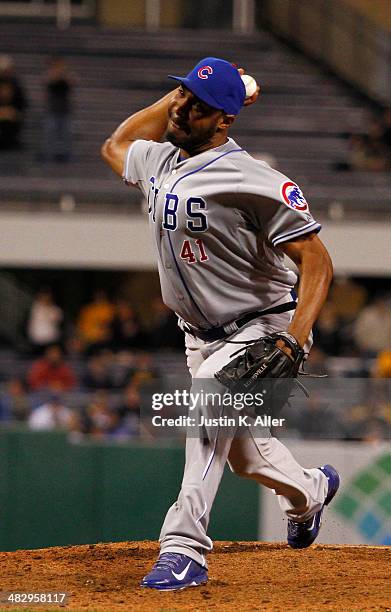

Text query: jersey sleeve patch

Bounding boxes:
[280,181,308,212]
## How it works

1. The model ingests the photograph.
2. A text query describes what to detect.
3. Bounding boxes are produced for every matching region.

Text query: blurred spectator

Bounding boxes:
[147,298,184,350]
[381,108,391,150]
[0,54,27,150]
[67,410,86,443]
[131,352,160,388]
[85,391,116,438]
[353,294,391,356]
[110,299,146,351]
[41,56,73,162]
[83,351,114,390]
[336,117,390,172]
[374,350,391,378]
[313,303,345,356]
[116,383,143,438]
[27,344,77,391]
[77,290,115,352]
[26,288,63,354]
[110,350,135,389]
[328,278,367,321]
[28,393,72,430]
[117,382,141,416]
[293,394,344,439]
[0,378,31,422]
[65,332,86,361]
[342,403,391,441]
[304,346,329,376]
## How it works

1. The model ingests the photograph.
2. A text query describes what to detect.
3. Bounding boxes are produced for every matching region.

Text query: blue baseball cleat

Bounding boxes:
[140,552,208,590]
[287,464,340,549]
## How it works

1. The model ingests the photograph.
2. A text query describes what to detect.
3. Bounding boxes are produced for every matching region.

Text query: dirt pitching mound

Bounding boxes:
[0,540,389,611]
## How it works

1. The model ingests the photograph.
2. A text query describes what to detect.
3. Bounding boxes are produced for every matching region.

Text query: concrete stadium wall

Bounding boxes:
[0,429,258,552]
[0,211,390,276]
[97,0,182,28]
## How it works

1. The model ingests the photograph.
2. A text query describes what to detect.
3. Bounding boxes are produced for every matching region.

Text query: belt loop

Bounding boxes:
[223,321,239,335]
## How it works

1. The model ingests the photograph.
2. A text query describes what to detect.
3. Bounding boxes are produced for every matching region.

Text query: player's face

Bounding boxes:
[166,85,229,154]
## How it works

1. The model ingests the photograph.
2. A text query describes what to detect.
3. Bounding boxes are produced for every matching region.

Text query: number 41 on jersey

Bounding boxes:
[180,239,209,264]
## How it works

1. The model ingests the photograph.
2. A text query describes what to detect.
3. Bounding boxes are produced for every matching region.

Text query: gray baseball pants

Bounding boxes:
[159,313,329,568]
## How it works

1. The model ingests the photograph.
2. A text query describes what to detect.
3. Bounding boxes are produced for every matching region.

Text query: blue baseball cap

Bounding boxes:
[169,57,246,115]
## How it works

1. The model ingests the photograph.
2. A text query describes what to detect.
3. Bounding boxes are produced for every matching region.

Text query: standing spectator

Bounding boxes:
[0,54,27,150]
[28,394,72,430]
[27,344,77,391]
[77,290,115,352]
[0,378,31,422]
[26,288,63,354]
[353,294,391,356]
[41,56,73,162]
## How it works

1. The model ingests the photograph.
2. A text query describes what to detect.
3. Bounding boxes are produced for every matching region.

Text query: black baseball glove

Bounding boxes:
[214,332,305,414]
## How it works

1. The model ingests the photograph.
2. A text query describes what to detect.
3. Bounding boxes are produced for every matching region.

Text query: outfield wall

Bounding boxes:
[0,429,258,552]
[1,431,389,551]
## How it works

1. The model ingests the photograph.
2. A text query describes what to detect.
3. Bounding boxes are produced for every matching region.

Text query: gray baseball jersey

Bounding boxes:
[123,137,320,329]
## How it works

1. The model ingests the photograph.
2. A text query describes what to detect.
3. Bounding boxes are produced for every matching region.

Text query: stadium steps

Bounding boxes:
[0,23,389,214]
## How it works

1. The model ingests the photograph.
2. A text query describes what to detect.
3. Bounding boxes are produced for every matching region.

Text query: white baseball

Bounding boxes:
[241,74,257,98]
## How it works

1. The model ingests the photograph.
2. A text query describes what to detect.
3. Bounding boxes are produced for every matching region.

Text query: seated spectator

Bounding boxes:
[117,383,141,419]
[0,55,27,150]
[27,344,77,391]
[147,297,184,350]
[83,352,114,390]
[77,290,115,352]
[343,404,391,441]
[26,288,63,354]
[67,410,86,443]
[374,350,391,378]
[28,394,73,430]
[304,346,329,376]
[291,394,344,439]
[116,383,146,438]
[85,391,114,438]
[110,299,147,351]
[380,107,391,151]
[328,277,367,322]
[110,350,136,389]
[353,294,391,356]
[131,352,160,388]
[0,378,31,422]
[313,303,345,356]
[335,117,390,172]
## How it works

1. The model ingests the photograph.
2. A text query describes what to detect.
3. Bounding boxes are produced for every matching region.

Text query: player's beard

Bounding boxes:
[165,122,219,155]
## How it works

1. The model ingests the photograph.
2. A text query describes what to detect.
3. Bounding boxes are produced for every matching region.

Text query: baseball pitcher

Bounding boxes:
[102,57,340,591]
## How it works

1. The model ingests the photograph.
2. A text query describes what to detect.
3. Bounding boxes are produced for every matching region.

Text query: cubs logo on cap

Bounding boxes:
[197,65,213,80]
[281,181,308,212]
